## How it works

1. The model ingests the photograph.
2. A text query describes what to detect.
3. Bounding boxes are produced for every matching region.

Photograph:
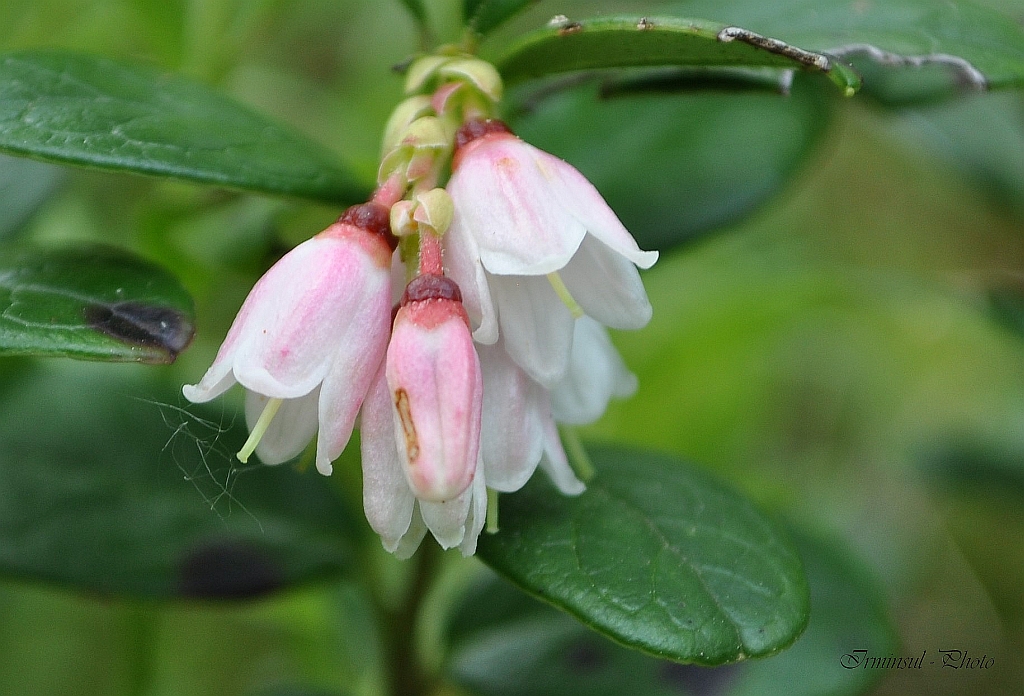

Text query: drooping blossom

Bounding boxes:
[182,203,395,475]
[360,273,486,556]
[444,118,659,386]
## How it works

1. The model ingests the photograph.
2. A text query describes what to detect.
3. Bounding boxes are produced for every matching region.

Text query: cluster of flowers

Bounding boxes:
[183,54,657,557]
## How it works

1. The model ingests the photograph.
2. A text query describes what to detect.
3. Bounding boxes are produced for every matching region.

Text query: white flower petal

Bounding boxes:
[539,415,585,496]
[478,342,544,491]
[550,317,637,425]
[449,137,586,275]
[490,274,574,387]
[559,235,653,330]
[182,358,237,403]
[392,505,428,560]
[359,365,417,543]
[541,150,658,270]
[458,471,488,557]
[420,482,475,549]
[445,213,499,344]
[245,388,320,465]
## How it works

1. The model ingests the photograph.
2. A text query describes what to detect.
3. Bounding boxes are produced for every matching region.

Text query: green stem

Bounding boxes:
[381,543,441,696]
[126,601,158,696]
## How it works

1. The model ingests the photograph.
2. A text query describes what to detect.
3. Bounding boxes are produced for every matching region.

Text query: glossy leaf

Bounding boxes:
[656,0,1024,103]
[0,51,366,202]
[452,534,893,696]
[0,359,356,598]
[476,446,809,665]
[0,153,63,239]
[465,0,537,36]
[510,73,834,251]
[491,16,861,95]
[0,245,195,363]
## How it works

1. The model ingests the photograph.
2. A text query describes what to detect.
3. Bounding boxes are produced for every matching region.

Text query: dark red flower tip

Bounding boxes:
[454,118,513,153]
[400,273,463,307]
[340,202,398,250]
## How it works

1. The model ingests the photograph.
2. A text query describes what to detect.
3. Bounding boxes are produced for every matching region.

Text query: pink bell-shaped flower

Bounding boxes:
[444,119,658,386]
[360,273,486,556]
[182,203,395,474]
[385,273,483,502]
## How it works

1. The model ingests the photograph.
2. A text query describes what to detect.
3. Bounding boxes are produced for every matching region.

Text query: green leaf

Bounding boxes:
[0,244,195,364]
[451,534,893,696]
[655,0,1024,103]
[0,153,63,239]
[0,51,366,202]
[465,0,537,36]
[0,359,356,598]
[476,446,809,665]
[510,73,834,251]
[491,16,861,95]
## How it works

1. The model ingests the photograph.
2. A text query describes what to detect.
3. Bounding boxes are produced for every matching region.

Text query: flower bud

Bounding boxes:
[413,188,454,237]
[438,57,503,103]
[386,274,482,502]
[405,55,452,93]
[381,95,433,156]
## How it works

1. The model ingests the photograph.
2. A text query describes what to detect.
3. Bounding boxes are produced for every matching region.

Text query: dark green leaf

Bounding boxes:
[510,73,834,251]
[476,446,809,665]
[491,16,861,95]
[0,153,63,239]
[465,0,538,36]
[0,360,356,598]
[0,51,366,202]
[452,534,893,696]
[0,245,195,363]
[655,0,1024,103]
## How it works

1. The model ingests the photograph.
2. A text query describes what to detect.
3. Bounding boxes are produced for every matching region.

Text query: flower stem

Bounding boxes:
[380,543,440,696]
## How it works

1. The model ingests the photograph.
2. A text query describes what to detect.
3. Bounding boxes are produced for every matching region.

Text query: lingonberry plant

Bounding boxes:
[2,1,1024,694]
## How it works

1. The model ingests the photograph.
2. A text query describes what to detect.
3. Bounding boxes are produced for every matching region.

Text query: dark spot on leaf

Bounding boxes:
[85,301,194,362]
[558,21,583,36]
[660,663,740,695]
[178,539,285,599]
[563,639,608,673]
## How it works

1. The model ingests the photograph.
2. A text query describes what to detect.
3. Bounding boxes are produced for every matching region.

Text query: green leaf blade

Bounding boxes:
[656,0,1024,103]
[0,245,195,363]
[492,16,860,95]
[476,446,809,665]
[0,51,366,202]
[451,533,894,696]
[0,360,356,598]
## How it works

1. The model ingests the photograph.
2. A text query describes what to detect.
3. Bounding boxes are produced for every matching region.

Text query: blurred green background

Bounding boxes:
[2,0,1024,694]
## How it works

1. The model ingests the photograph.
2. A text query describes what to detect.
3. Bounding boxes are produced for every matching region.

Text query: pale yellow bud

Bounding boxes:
[381,95,433,155]
[413,188,454,237]
[405,55,451,93]
[438,58,503,103]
